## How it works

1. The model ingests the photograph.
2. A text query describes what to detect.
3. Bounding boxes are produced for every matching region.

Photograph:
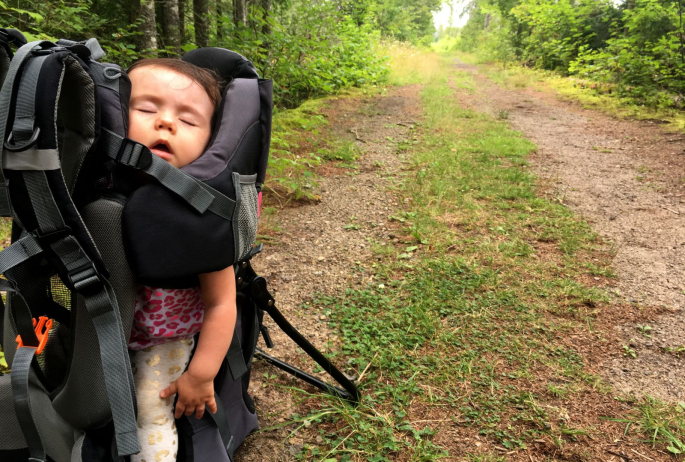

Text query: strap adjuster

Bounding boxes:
[67,261,103,295]
[116,138,152,170]
[16,316,53,354]
[33,226,72,247]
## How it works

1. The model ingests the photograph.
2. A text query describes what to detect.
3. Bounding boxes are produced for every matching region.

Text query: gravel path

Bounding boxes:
[452,60,685,402]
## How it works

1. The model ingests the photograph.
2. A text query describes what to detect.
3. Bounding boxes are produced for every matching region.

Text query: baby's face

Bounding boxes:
[128,66,214,168]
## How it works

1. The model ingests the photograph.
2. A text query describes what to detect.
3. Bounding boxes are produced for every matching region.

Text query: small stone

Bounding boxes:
[320,315,327,320]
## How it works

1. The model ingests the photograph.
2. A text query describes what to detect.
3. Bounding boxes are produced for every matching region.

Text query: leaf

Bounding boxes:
[405,246,418,252]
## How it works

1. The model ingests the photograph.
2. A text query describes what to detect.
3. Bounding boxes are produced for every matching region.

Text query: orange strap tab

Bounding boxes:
[15,316,53,355]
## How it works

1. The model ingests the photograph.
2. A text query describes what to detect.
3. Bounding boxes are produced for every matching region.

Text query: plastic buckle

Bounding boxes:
[16,316,53,355]
[31,45,67,56]
[67,261,103,295]
[116,138,152,170]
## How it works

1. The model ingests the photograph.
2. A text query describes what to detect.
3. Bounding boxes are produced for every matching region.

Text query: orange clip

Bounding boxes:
[16,316,53,355]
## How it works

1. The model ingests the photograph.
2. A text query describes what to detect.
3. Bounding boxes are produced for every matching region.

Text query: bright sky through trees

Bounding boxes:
[433,0,469,30]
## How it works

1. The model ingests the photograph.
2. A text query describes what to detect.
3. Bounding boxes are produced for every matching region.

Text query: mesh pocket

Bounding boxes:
[237,177,259,261]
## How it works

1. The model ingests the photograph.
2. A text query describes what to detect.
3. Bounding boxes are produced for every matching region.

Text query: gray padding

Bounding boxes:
[52,199,138,446]
[0,47,10,85]
[182,79,260,180]
[89,61,121,92]
[3,148,60,170]
[58,56,96,193]
[81,198,136,342]
[191,426,231,462]
[0,373,27,450]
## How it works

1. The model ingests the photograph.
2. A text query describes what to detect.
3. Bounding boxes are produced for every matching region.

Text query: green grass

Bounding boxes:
[611,396,685,456]
[469,59,685,133]
[279,53,625,460]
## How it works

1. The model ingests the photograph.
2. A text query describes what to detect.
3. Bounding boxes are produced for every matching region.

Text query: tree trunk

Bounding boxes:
[233,0,247,27]
[217,0,224,39]
[193,0,210,47]
[138,0,158,52]
[162,0,182,54]
[179,0,186,43]
[484,13,490,30]
[261,0,272,36]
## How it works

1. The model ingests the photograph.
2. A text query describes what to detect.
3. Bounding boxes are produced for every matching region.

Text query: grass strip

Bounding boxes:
[285,53,631,461]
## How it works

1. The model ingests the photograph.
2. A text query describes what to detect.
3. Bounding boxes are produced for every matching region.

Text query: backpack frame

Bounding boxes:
[0,33,359,462]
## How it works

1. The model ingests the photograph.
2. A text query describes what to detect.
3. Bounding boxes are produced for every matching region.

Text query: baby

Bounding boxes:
[126,58,236,462]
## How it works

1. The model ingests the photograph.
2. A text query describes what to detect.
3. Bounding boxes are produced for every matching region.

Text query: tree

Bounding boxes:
[193,0,210,47]
[138,0,158,51]
[162,0,182,53]
[234,0,248,26]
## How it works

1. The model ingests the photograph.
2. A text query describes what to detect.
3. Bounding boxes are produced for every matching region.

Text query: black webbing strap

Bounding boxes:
[0,40,50,216]
[208,393,233,452]
[226,331,248,381]
[0,234,42,275]
[9,54,48,147]
[11,346,46,462]
[101,129,236,221]
[18,170,140,456]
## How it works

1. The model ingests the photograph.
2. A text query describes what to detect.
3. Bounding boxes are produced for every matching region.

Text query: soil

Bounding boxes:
[235,86,423,461]
[451,60,685,402]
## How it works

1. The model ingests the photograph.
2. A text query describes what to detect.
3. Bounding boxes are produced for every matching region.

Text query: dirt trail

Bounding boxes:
[236,87,422,461]
[452,60,685,401]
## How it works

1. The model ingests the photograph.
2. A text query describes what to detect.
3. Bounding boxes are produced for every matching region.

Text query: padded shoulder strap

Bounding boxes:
[0,40,50,216]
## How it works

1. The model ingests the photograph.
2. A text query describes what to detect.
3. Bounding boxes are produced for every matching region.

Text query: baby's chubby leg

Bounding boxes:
[130,338,194,462]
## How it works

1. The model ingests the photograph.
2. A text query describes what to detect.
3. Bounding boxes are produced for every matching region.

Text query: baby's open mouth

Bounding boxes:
[151,143,171,153]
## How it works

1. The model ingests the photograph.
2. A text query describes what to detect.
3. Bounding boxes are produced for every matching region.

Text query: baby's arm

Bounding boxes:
[160,265,237,419]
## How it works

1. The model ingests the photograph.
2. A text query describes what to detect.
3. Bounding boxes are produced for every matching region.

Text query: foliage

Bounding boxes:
[212,3,388,108]
[570,0,685,107]
[456,0,685,109]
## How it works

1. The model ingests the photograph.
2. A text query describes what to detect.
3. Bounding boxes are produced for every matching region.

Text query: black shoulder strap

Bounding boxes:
[0,41,140,457]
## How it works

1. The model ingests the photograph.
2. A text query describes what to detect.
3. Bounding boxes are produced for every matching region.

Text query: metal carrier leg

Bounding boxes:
[235,247,360,404]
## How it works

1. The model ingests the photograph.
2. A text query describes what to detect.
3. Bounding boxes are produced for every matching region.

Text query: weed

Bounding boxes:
[623,345,637,358]
[611,397,685,455]
[636,324,653,337]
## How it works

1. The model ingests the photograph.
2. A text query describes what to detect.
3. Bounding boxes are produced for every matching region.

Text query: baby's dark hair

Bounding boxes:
[127,58,222,110]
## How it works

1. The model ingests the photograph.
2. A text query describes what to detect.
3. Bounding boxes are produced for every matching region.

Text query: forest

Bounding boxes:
[444,0,685,109]
[0,0,438,108]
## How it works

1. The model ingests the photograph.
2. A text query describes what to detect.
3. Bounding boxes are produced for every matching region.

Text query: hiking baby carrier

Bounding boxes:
[0,33,358,462]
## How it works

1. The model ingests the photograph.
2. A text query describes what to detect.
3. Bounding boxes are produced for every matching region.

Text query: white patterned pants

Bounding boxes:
[130,338,194,462]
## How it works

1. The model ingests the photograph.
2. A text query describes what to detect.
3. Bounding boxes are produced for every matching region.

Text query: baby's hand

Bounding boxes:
[160,371,217,419]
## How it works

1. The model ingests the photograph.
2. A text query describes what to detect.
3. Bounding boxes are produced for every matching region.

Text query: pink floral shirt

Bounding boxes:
[128,285,205,350]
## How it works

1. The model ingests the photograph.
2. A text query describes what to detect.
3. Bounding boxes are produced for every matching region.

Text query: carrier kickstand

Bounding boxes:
[236,253,360,405]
